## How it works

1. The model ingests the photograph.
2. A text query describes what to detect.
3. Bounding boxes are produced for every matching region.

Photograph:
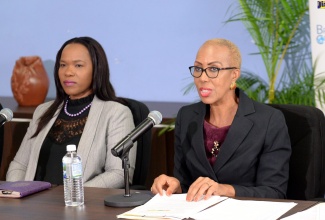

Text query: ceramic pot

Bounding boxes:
[11,56,49,106]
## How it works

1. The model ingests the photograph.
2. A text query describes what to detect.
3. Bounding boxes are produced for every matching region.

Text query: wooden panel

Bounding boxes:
[145,127,174,189]
[0,121,29,180]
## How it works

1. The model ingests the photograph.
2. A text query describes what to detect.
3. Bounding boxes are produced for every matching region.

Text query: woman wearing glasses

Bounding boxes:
[151,38,291,200]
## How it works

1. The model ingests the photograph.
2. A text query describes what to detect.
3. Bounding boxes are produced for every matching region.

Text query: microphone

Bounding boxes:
[111,110,162,158]
[105,110,162,208]
[0,108,13,127]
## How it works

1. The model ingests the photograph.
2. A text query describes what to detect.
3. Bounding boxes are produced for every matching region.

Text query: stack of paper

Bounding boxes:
[191,198,297,220]
[117,192,297,220]
[117,192,227,219]
[281,202,325,219]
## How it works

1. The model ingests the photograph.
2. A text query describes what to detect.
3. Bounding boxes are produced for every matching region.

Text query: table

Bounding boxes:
[0,185,149,219]
[0,185,319,219]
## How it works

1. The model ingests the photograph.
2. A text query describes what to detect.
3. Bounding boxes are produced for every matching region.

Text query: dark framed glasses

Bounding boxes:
[189,66,238,78]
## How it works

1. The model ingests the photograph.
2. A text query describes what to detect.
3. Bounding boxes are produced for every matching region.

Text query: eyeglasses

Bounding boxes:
[189,66,238,78]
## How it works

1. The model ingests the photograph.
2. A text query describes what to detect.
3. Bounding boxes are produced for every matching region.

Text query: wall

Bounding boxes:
[0,0,266,106]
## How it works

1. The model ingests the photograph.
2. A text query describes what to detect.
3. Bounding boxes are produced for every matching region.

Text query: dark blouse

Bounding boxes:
[34,94,94,185]
[203,120,230,166]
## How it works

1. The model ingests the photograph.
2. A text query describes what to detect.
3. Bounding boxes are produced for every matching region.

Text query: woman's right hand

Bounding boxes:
[151,174,182,196]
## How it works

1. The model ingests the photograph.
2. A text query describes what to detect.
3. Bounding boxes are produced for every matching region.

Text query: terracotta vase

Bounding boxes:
[11,56,49,106]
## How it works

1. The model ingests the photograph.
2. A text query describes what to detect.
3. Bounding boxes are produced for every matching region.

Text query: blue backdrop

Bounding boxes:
[0,0,265,103]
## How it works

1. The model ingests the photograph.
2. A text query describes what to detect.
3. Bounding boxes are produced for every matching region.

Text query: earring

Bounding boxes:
[230,82,237,90]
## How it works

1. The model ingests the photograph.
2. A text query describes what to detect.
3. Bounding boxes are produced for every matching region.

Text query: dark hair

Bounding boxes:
[32,36,125,138]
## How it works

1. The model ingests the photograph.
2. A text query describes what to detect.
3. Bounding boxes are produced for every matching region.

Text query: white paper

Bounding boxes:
[281,202,325,220]
[117,192,227,219]
[190,198,297,220]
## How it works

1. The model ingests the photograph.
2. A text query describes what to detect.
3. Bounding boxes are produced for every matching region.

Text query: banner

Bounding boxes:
[309,0,325,112]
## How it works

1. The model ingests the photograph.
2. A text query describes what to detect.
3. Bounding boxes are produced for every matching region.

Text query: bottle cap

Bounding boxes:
[66,144,76,151]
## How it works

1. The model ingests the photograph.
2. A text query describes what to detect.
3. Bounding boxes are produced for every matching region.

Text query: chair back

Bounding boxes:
[122,98,151,189]
[269,104,325,200]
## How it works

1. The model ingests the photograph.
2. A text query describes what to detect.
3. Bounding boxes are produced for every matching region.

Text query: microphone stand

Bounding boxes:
[104,138,152,207]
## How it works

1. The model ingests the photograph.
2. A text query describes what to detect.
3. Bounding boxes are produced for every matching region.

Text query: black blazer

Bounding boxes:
[174,89,291,199]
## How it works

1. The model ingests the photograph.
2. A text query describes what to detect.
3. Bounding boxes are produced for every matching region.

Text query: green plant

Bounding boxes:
[226,0,325,106]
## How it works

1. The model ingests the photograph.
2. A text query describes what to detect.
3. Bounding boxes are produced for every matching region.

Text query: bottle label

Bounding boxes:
[71,162,82,178]
[63,163,67,179]
[62,162,82,179]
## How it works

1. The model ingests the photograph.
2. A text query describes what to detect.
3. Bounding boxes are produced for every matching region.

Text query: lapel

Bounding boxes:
[190,103,217,179]
[28,102,62,179]
[32,103,62,154]
[213,89,255,173]
[77,96,103,171]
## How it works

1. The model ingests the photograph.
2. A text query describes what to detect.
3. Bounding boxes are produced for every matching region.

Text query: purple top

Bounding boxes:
[204,120,230,166]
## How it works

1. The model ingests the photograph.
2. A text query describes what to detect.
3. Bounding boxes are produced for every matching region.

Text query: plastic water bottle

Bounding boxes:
[62,144,84,206]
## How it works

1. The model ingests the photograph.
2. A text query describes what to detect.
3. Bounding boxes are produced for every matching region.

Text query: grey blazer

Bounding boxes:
[6,96,136,188]
[174,89,291,198]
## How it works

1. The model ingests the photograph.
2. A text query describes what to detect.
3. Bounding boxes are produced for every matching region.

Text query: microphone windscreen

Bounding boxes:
[0,108,13,122]
[148,110,162,125]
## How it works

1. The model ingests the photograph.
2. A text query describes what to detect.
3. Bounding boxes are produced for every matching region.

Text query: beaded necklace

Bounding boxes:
[64,99,92,117]
[211,141,220,157]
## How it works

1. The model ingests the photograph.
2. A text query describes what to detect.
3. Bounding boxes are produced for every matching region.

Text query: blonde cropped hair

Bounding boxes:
[203,38,242,69]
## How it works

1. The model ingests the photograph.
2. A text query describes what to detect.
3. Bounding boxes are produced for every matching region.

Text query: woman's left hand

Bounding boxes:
[186,177,235,202]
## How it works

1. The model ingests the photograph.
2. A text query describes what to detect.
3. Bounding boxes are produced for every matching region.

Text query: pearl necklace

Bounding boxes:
[64,99,92,117]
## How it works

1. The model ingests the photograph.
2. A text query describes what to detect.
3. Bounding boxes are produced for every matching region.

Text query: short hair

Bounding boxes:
[202,38,242,68]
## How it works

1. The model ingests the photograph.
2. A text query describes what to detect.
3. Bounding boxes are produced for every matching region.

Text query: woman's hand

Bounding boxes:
[151,174,182,196]
[186,177,235,201]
